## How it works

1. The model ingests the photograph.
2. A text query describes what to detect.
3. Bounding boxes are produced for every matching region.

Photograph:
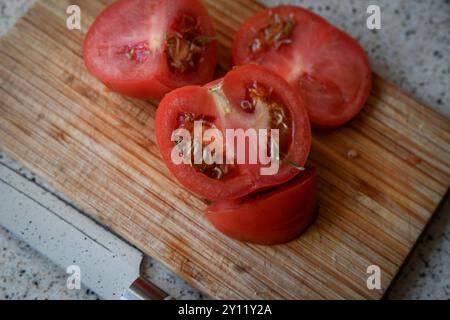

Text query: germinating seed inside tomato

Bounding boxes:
[240,100,255,113]
[165,14,212,74]
[250,13,295,58]
[242,82,293,157]
[176,112,231,180]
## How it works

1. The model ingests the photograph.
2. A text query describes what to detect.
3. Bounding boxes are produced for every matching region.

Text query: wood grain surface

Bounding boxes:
[0,0,449,299]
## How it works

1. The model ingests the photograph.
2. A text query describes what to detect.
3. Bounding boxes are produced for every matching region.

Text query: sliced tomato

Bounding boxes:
[84,0,217,100]
[156,65,311,201]
[206,167,317,245]
[232,6,372,129]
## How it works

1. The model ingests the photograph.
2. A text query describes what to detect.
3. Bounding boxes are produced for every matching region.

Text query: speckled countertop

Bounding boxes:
[0,0,449,300]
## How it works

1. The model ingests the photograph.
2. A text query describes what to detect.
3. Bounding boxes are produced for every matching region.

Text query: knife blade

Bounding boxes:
[0,163,171,300]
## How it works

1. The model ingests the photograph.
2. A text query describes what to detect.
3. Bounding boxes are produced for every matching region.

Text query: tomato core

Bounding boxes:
[165,14,211,74]
[250,13,295,58]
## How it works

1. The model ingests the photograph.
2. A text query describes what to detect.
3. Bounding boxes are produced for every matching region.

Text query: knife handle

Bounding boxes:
[122,277,174,300]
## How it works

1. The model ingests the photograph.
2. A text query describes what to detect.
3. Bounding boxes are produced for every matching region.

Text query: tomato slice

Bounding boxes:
[84,0,217,100]
[232,6,372,129]
[205,167,318,245]
[156,65,312,201]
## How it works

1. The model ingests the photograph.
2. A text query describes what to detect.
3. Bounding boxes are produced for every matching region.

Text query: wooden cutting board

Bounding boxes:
[0,0,449,299]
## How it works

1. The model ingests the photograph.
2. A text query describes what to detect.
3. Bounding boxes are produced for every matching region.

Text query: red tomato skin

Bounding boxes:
[155,65,312,201]
[205,167,318,245]
[232,5,372,130]
[84,0,217,100]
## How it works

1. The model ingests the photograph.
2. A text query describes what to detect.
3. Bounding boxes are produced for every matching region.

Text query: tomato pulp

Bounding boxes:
[84,0,217,99]
[206,167,318,245]
[155,65,312,201]
[233,6,372,129]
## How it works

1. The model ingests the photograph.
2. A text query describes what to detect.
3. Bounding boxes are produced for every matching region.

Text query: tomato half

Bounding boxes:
[84,0,217,100]
[232,6,372,129]
[156,65,312,201]
[205,167,317,245]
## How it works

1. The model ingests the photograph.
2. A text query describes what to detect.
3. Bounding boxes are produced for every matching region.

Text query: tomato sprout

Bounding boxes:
[242,82,292,156]
[278,152,305,171]
[195,35,216,45]
[176,112,231,180]
[240,100,255,113]
[286,160,305,171]
[250,13,295,57]
[165,15,214,74]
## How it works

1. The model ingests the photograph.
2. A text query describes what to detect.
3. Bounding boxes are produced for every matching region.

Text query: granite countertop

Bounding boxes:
[0,0,449,300]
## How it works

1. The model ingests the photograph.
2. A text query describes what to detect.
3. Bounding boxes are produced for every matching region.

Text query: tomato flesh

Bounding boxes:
[84,0,217,100]
[205,167,318,245]
[156,65,311,200]
[233,6,372,129]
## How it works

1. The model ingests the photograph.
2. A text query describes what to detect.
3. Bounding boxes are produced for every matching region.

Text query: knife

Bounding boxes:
[0,163,171,300]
